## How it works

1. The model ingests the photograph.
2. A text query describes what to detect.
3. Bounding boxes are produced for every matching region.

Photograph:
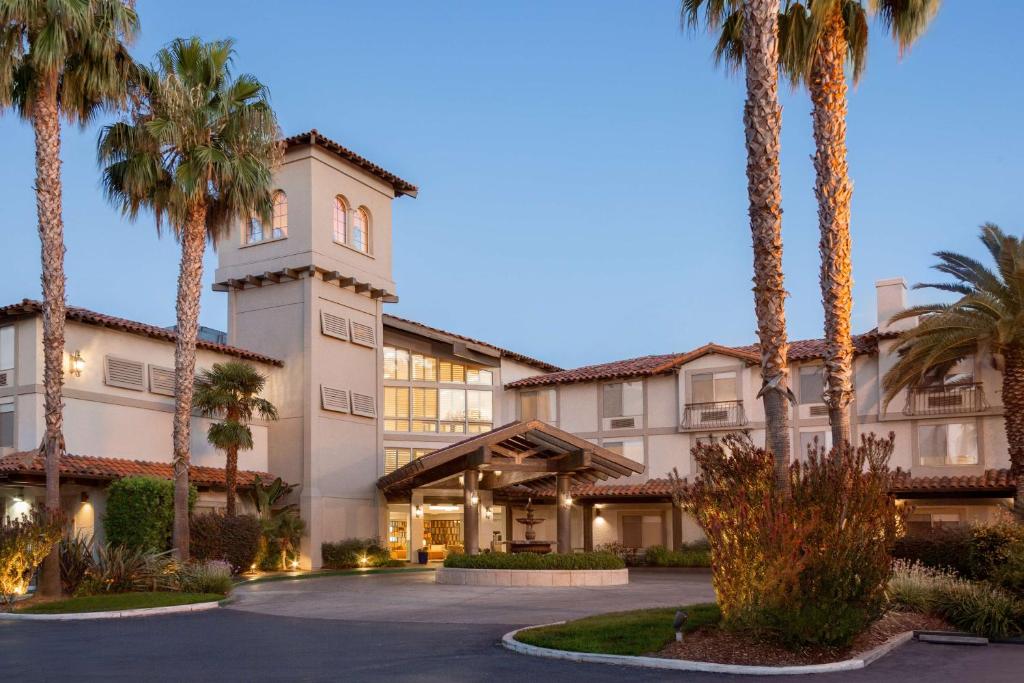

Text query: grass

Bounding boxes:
[515,603,721,656]
[236,565,435,586]
[16,592,222,614]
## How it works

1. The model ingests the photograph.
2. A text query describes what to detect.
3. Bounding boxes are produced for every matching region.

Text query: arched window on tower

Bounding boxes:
[333,196,348,244]
[352,207,370,254]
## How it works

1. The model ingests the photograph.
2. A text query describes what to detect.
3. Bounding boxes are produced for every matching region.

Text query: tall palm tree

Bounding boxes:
[98,37,280,559]
[684,0,793,488]
[0,0,138,596]
[883,225,1024,518]
[193,362,278,516]
[687,1,938,447]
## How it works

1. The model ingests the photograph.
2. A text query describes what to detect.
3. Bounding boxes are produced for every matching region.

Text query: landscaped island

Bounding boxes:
[437,551,628,587]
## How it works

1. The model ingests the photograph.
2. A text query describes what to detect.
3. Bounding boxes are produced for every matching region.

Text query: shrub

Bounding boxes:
[443,551,624,570]
[190,513,261,575]
[321,538,391,569]
[59,535,94,595]
[893,526,973,576]
[103,477,196,552]
[595,541,646,567]
[992,542,1024,596]
[77,544,176,595]
[965,518,1024,581]
[177,561,233,595]
[1,508,63,608]
[671,433,902,648]
[644,544,711,568]
[260,510,305,570]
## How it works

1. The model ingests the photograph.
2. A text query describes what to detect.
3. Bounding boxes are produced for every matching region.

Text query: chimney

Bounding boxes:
[876,278,915,333]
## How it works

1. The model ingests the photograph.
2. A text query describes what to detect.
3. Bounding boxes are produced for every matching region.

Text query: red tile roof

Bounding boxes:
[890,468,1016,496]
[0,300,283,367]
[506,331,893,389]
[0,452,272,489]
[383,314,562,373]
[284,129,418,197]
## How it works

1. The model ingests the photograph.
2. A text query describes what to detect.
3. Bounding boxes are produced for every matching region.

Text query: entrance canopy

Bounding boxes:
[377,420,645,501]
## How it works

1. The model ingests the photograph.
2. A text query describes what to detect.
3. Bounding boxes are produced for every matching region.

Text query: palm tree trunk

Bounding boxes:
[741,0,792,489]
[171,205,207,560]
[1002,346,1024,519]
[810,8,855,449]
[225,445,238,517]
[33,72,66,598]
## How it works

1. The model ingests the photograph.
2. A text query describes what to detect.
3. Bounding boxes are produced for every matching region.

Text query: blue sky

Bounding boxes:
[1,1,1021,369]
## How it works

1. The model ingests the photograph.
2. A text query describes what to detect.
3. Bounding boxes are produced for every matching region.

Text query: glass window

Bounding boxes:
[603,381,643,418]
[384,346,410,380]
[799,430,831,457]
[799,366,825,404]
[411,388,438,432]
[352,207,370,253]
[333,196,348,243]
[246,217,263,244]
[272,191,288,239]
[413,448,434,460]
[385,447,412,474]
[439,361,466,384]
[919,423,978,466]
[603,437,644,463]
[0,403,13,448]
[0,326,12,370]
[467,390,492,423]
[467,423,493,434]
[384,387,409,432]
[691,371,737,403]
[466,368,493,385]
[439,389,466,421]
[520,389,557,423]
[412,354,437,381]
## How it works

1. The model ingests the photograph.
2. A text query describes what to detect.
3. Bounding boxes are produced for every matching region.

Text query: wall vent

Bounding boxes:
[351,392,376,418]
[104,355,145,391]
[808,404,829,417]
[149,366,176,396]
[0,371,8,388]
[320,311,350,341]
[700,409,729,424]
[608,417,636,429]
[321,386,351,413]
[350,321,376,348]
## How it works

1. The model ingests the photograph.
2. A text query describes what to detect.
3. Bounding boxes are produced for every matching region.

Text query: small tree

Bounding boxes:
[194,362,278,516]
[1,508,63,608]
[104,476,196,552]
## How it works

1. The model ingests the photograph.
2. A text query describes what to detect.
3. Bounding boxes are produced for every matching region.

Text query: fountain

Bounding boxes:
[511,498,552,553]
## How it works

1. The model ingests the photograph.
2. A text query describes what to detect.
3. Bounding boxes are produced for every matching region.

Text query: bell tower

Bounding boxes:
[214,130,417,568]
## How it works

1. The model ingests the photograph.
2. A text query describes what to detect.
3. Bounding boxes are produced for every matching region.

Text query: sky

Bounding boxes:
[1,1,1021,370]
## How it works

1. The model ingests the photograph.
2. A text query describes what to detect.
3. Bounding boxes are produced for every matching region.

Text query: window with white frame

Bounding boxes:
[690,370,737,403]
[0,326,12,370]
[798,365,825,404]
[520,388,557,424]
[333,195,348,244]
[906,508,965,533]
[798,430,832,457]
[384,387,410,432]
[0,401,13,449]
[603,437,644,464]
[384,346,410,380]
[247,190,288,244]
[352,207,370,253]
[384,447,434,475]
[918,422,978,466]
[603,381,643,419]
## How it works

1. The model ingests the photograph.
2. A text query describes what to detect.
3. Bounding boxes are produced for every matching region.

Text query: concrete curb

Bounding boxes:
[436,567,629,587]
[502,624,914,675]
[0,599,222,621]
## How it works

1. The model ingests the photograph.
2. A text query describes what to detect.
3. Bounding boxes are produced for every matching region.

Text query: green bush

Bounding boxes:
[190,513,261,575]
[443,551,624,570]
[177,561,233,595]
[77,544,176,595]
[103,477,196,552]
[1,507,63,607]
[893,518,1024,582]
[321,538,391,569]
[59,536,94,595]
[644,544,711,568]
[992,542,1024,595]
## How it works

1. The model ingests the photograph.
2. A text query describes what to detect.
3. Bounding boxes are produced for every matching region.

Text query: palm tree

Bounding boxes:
[97,37,280,559]
[683,0,793,488]
[193,362,278,516]
[0,0,138,596]
[686,1,938,447]
[883,225,1024,518]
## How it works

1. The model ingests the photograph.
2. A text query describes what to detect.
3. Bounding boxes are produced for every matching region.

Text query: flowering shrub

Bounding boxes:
[670,433,902,647]
[0,508,63,608]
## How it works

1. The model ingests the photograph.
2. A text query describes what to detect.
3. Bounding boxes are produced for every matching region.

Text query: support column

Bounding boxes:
[504,501,514,544]
[556,473,572,554]
[463,470,479,555]
[582,502,594,552]
[672,505,683,551]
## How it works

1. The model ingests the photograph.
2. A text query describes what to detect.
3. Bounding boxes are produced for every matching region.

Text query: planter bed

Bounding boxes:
[436,567,628,587]
[2,592,224,620]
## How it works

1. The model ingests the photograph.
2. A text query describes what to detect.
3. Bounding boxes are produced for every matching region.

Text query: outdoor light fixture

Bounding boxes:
[673,609,689,642]
[470,493,479,506]
[69,350,85,377]
[358,555,369,567]
[413,505,423,518]
[458,475,464,486]
[80,491,90,504]
[594,508,602,518]
[561,493,573,508]
[484,507,494,520]
[290,559,300,569]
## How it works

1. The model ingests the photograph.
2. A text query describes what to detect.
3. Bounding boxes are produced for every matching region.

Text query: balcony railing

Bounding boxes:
[904,382,987,416]
[681,400,748,431]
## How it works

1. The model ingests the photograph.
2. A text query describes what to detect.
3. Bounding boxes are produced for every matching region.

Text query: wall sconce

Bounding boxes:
[458,475,464,486]
[484,506,494,520]
[470,493,479,506]
[413,505,423,519]
[69,350,85,377]
[561,494,573,508]
[594,508,602,518]
[80,491,90,504]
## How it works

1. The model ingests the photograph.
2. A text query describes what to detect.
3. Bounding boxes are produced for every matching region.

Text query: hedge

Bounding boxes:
[644,544,711,568]
[190,513,262,575]
[103,477,196,552]
[443,551,624,570]
[321,538,392,569]
[893,521,1024,581]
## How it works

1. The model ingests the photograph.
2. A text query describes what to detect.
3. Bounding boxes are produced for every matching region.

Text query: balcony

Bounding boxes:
[681,400,748,431]
[904,382,988,416]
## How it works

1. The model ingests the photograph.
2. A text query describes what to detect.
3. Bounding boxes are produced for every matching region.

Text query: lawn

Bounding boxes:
[515,603,721,656]
[16,592,223,614]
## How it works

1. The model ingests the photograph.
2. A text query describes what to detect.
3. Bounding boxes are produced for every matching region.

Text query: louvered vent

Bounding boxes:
[350,321,376,347]
[104,355,145,391]
[321,385,350,413]
[320,311,350,341]
[0,371,8,388]
[808,405,829,417]
[351,392,376,418]
[609,417,635,429]
[700,410,728,424]
[149,366,176,396]
[928,394,963,408]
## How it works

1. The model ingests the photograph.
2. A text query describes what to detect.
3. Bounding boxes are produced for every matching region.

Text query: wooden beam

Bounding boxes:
[354,281,372,293]
[322,270,342,283]
[245,275,263,288]
[338,276,355,287]
[370,288,385,299]
[263,271,281,283]
[465,447,492,468]
[227,278,245,290]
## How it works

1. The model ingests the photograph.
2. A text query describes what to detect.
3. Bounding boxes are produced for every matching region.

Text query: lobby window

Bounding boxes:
[690,371,737,403]
[384,387,410,432]
[412,353,437,381]
[0,325,12,370]
[439,361,466,384]
[383,447,435,475]
[520,388,557,424]
[352,207,370,254]
[412,388,438,432]
[466,390,492,433]
[439,389,466,433]
[384,346,410,380]
[799,366,825,404]
[466,368,493,385]
[919,422,978,466]
[333,196,348,244]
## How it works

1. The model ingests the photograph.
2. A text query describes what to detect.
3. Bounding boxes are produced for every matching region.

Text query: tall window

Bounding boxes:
[690,371,737,403]
[919,423,978,466]
[412,388,438,432]
[0,325,12,370]
[333,196,348,243]
[384,347,410,380]
[383,387,410,432]
[439,389,466,432]
[603,381,643,418]
[412,353,437,381]
[798,365,825,404]
[352,207,370,253]
[271,191,288,238]
[520,388,557,423]
[0,402,13,448]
